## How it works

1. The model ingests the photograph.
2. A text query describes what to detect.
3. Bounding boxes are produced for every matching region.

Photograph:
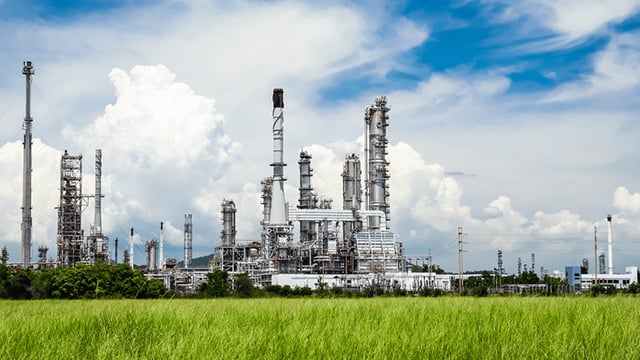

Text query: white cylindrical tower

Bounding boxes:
[270,88,287,225]
[21,60,34,268]
[607,214,613,275]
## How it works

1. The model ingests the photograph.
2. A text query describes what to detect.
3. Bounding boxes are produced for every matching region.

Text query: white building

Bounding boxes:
[580,266,638,290]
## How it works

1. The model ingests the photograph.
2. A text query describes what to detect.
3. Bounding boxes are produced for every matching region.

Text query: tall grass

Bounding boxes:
[1,297,639,359]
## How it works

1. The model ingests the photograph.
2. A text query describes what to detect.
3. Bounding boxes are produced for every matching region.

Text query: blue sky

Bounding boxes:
[1,0,640,274]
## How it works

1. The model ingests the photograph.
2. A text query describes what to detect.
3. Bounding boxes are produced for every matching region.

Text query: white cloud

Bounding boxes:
[488,0,640,49]
[0,139,60,255]
[544,32,640,102]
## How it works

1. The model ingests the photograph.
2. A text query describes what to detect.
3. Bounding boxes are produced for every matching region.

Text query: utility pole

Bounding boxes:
[458,226,464,293]
[427,249,433,289]
[593,224,598,286]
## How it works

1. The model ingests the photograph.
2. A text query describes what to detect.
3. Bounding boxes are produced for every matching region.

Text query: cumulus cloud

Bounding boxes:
[0,64,240,263]
[0,139,61,256]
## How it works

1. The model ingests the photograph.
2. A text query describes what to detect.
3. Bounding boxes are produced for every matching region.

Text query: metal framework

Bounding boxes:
[57,150,83,267]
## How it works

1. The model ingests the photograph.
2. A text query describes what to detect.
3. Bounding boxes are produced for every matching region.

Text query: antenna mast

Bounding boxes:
[21,61,34,268]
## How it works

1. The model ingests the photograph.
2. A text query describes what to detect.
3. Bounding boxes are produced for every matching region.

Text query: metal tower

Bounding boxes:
[37,245,48,268]
[184,213,192,268]
[221,200,237,247]
[145,238,158,272]
[531,253,535,273]
[159,222,164,270]
[262,88,294,273]
[2,246,9,265]
[21,60,34,268]
[364,96,390,230]
[57,150,83,267]
[342,153,362,212]
[218,199,237,272]
[607,214,613,274]
[342,153,362,241]
[298,150,318,245]
[129,228,134,268]
[88,149,108,263]
[260,177,273,226]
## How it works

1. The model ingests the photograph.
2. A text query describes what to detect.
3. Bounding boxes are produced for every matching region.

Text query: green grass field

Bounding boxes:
[1,297,639,359]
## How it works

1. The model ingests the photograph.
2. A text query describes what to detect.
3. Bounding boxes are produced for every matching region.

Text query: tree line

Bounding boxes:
[0,263,168,299]
[2,264,638,300]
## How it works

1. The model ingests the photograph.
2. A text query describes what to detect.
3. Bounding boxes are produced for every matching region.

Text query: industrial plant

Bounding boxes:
[4,61,638,294]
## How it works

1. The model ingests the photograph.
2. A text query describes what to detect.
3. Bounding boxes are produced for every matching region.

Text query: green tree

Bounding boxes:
[233,273,254,298]
[199,269,230,297]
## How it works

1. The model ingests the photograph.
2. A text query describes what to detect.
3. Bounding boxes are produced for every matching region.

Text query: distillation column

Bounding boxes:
[21,61,34,268]
[184,213,193,268]
[298,150,317,244]
[57,151,83,267]
[145,238,158,272]
[220,199,237,272]
[364,97,391,230]
[342,153,362,248]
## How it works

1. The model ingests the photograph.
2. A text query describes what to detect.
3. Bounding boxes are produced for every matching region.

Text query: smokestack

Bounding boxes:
[129,228,134,269]
[607,214,613,275]
[21,60,34,268]
[270,88,287,225]
[160,222,164,270]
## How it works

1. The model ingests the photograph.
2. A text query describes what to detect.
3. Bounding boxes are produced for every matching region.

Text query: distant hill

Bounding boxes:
[178,253,213,268]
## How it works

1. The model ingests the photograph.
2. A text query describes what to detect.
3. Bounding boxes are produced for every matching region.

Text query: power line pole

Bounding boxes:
[427,248,433,289]
[593,223,598,287]
[458,226,464,293]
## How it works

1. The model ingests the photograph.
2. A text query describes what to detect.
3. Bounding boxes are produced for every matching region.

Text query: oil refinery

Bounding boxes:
[4,61,638,294]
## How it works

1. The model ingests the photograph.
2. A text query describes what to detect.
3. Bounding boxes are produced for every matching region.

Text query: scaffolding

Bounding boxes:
[57,150,83,267]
